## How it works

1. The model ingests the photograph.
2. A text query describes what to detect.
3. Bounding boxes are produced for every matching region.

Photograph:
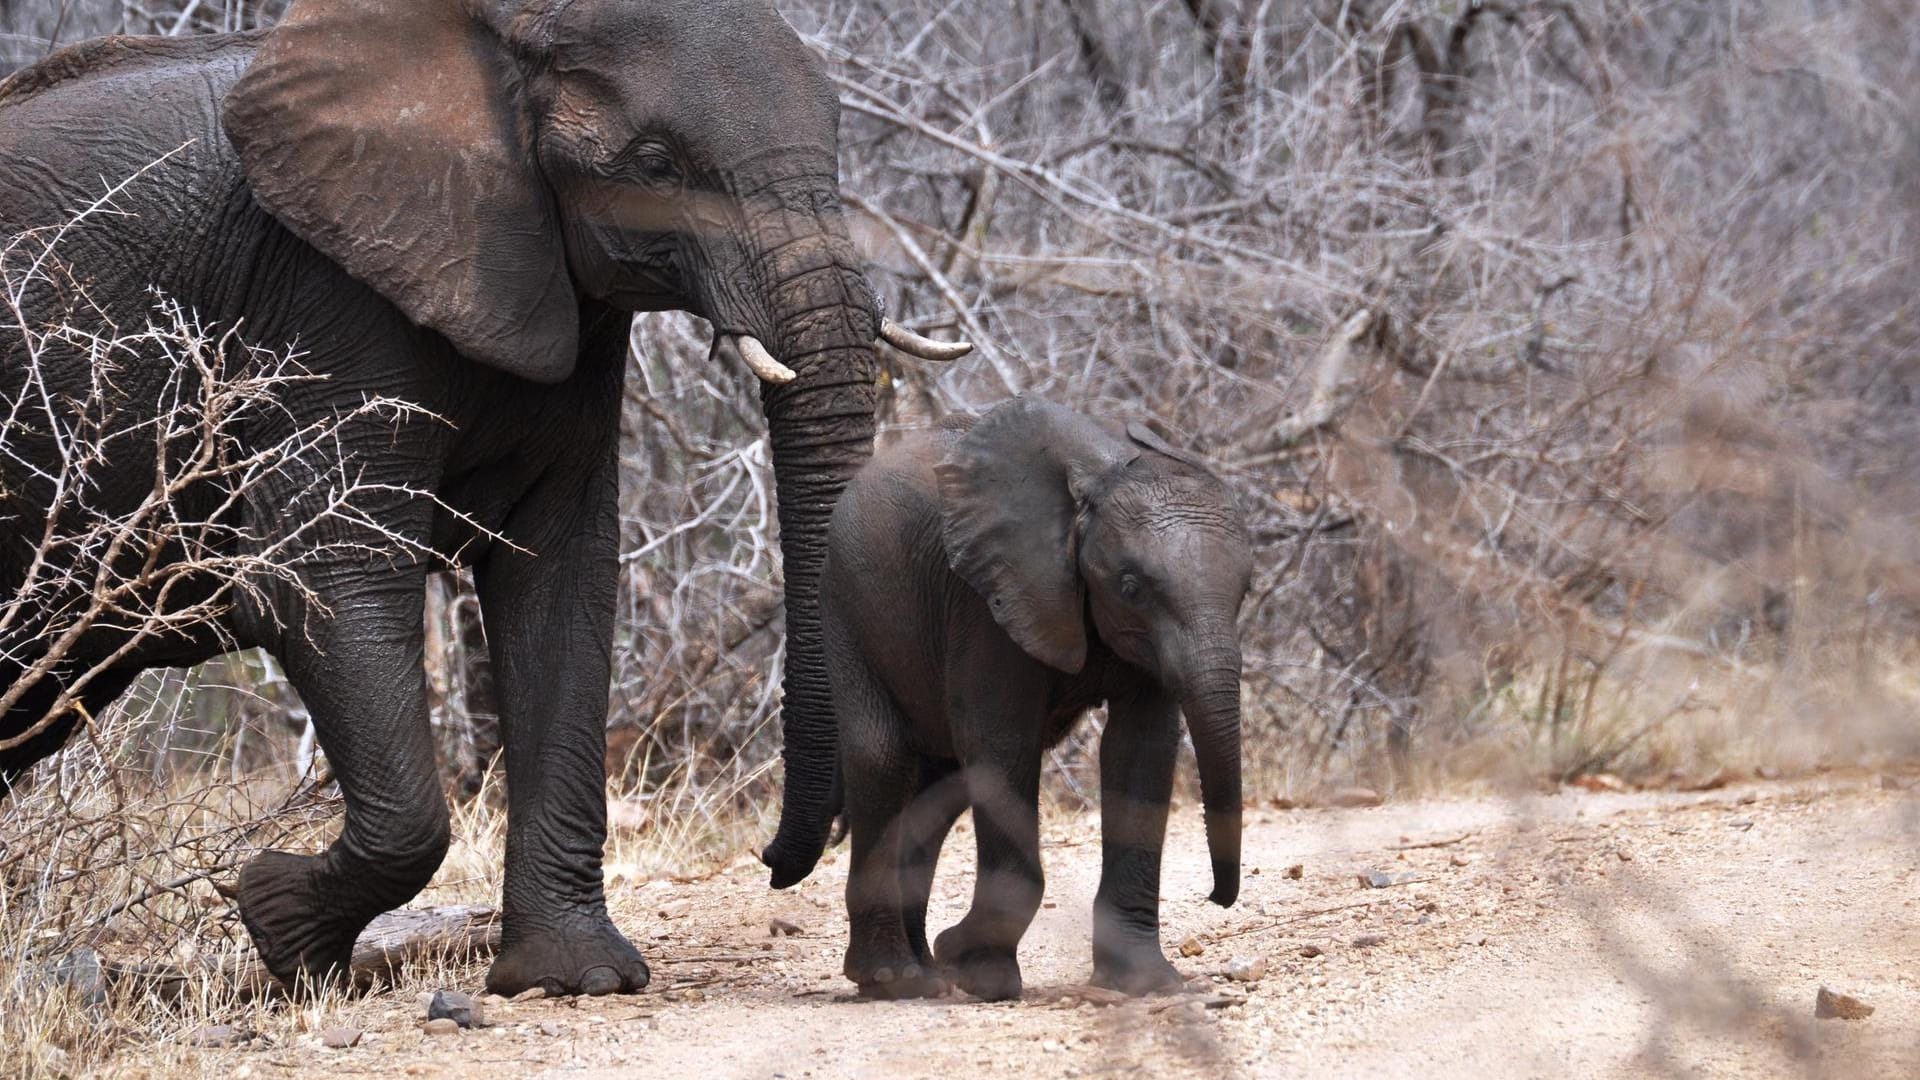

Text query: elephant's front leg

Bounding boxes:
[477,450,648,997]
[1089,684,1186,994]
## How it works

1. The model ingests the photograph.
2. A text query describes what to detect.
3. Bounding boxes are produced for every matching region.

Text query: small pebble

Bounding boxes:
[511,987,547,1003]
[1352,934,1386,948]
[1815,987,1874,1020]
[319,1027,362,1049]
[1178,935,1205,958]
[769,918,806,937]
[538,1021,565,1038]
[423,1018,461,1037]
[658,898,693,919]
[427,989,485,1029]
[1285,864,1304,880]
[1226,956,1267,982]
[1297,944,1323,958]
[1358,870,1419,889]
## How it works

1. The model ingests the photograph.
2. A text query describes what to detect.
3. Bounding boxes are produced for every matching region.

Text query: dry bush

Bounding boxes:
[0,178,510,1077]
[598,0,1920,806]
[2,0,1913,819]
[775,0,1920,791]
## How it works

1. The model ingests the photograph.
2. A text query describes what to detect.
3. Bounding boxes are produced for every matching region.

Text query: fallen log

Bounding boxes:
[99,903,500,1001]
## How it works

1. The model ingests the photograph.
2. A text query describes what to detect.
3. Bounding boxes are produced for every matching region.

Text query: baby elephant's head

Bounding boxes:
[936,397,1254,907]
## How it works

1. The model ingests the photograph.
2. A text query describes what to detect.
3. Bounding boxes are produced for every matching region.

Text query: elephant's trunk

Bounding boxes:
[749,217,879,890]
[1178,640,1244,908]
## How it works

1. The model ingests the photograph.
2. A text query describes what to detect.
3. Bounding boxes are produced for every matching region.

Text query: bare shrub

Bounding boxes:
[0,174,468,1073]
[6,0,1918,915]
[0,165,448,762]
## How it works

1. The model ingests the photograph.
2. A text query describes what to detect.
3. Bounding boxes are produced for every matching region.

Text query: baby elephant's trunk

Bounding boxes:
[1179,642,1244,908]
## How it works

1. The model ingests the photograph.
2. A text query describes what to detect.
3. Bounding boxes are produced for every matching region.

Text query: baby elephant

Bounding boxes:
[811,396,1253,1001]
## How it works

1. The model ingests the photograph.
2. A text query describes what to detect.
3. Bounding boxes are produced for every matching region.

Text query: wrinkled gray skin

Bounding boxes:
[0,0,898,997]
[783,398,1253,1001]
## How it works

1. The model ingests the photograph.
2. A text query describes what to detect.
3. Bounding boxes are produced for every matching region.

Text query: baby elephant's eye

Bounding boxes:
[1118,574,1143,602]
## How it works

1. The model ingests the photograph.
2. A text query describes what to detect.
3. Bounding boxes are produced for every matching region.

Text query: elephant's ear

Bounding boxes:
[1125,419,1215,473]
[224,0,576,382]
[936,398,1137,673]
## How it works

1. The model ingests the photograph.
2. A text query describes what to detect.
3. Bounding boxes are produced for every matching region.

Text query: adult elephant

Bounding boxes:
[0,0,966,996]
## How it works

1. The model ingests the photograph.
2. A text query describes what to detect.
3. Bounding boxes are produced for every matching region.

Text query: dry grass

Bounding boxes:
[0,689,772,1080]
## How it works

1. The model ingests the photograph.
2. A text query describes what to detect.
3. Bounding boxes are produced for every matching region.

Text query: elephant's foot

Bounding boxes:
[856,961,951,1000]
[485,916,650,997]
[1090,947,1186,996]
[934,926,1024,1001]
[237,850,366,994]
[846,940,950,1000]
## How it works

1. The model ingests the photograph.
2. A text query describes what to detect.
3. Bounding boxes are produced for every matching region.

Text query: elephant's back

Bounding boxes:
[0,32,263,108]
[825,427,958,602]
[0,33,259,238]
[823,426,964,712]
[831,426,959,551]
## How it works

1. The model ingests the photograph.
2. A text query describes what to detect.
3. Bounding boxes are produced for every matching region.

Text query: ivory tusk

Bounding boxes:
[721,334,797,384]
[878,319,974,362]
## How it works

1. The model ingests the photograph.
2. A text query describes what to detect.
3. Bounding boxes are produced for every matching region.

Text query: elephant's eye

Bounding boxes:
[635,152,683,188]
[1118,574,1143,602]
[616,141,685,189]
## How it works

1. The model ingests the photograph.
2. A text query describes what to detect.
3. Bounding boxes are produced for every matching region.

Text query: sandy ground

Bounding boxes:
[149,772,1920,1079]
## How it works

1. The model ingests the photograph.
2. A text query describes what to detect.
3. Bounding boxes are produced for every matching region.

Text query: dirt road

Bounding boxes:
[167,773,1920,1079]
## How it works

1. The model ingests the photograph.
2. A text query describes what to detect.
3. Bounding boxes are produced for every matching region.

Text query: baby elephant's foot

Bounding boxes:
[486,916,650,997]
[859,962,951,1000]
[1091,948,1186,996]
[935,927,1023,1001]
[845,940,950,1000]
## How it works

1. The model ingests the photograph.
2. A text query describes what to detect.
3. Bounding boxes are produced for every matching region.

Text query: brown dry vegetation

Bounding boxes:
[4,0,1920,1076]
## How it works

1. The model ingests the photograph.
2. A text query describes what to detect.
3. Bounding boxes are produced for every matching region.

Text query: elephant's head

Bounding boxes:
[222,0,966,886]
[937,398,1253,907]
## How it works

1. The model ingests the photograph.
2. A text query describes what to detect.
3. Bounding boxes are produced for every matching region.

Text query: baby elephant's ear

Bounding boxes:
[1125,419,1215,473]
[936,398,1135,673]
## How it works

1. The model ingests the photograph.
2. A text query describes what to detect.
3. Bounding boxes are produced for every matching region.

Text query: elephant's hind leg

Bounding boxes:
[837,654,948,999]
[932,638,1051,1002]
[0,665,138,797]
[900,756,967,967]
[238,571,450,994]
[933,757,1044,1002]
